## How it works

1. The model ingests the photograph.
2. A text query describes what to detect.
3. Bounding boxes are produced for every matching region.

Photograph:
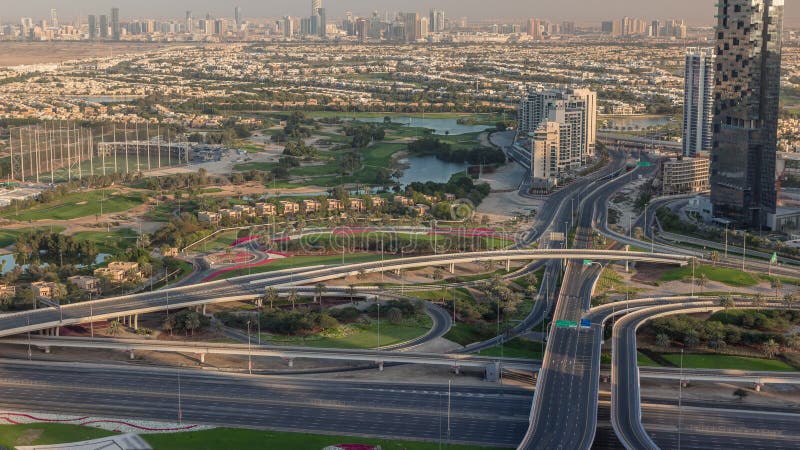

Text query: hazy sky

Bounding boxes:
[4,1,798,26]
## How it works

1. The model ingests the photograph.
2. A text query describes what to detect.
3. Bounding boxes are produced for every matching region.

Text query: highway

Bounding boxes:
[612,300,789,450]
[0,359,534,447]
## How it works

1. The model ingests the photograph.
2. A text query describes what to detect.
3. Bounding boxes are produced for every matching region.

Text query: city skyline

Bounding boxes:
[2,1,798,26]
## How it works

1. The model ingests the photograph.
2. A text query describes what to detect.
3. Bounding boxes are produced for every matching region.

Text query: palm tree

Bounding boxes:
[785,293,798,310]
[109,320,121,336]
[771,278,783,298]
[288,289,298,310]
[314,283,326,304]
[751,293,767,308]
[655,333,671,348]
[348,284,357,305]
[762,339,781,359]
[719,296,735,311]
[709,251,720,267]
[697,273,709,293]
[264,287,278,310]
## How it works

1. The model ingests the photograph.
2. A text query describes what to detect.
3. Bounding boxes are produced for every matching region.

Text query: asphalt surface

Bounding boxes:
[0,359,533,447]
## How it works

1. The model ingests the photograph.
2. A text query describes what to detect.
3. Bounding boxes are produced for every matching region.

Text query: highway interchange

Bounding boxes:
[1,147,800,448]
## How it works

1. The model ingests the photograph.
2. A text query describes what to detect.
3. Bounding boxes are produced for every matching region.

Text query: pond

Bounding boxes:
[357,117,492,136]
[0,253,111,275]
[397,156,469,185]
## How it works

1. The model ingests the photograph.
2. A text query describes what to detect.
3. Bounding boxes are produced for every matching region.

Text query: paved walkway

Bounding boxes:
[16,434,151,450]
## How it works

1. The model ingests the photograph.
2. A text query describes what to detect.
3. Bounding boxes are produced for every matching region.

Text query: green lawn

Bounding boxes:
[479,338,544,359]
[637,352,659,367]
[71,228,140,254]
[261,316,432,349]
[145,427,501,450]
[0,190,145,221]
[219,253,392,279]
[659,353,797,371]
[0,226,66,248]
[659,265,761,287]
[0,424,115,448]
[443,322,496,346]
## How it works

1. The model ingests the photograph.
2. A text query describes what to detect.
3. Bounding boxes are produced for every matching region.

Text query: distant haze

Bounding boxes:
[4,0,798,26]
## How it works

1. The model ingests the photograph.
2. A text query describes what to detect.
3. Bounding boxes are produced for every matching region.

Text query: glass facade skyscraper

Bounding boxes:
[683,47,715,157]
[711,0,784,229]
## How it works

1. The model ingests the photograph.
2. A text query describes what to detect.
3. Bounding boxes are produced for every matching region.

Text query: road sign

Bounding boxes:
[549,232,565,242]
[636,161,652,167]
[580,319,591,329]
[556,320,578,328]
[583,260,593,265]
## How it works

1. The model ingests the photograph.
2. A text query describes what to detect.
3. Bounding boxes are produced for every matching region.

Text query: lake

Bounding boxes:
[398,156,469,185]
[358,117,492,136]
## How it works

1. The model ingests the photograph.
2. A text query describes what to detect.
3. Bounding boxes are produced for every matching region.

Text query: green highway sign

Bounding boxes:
[555,320,578,328]
[583,260,593,265]
[636,161,652,167]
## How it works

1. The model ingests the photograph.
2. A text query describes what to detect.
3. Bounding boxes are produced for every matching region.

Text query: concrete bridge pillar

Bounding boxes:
[394,269,401,277]
[54,327,59,337]
[754,383,763,392]
[129,350,135,360]
[133,314,139,330]
[681,380,689,388]
[378,361,384,372]
[448,263,455,274]
[202,304,207,316]
[199,353,205,364]
[43,346,50,354]
[287,358,294,368]
[506,259,511,272]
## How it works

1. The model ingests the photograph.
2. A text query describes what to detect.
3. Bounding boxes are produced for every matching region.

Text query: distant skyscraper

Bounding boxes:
[317,8,327,37]
[99,15,109,38]
[312,0,322,17]
[186,11,193,33]
[429,9,445,33]
[283,16,293,37]
[88,15,97,40]
[711,0,784,229]
[683,47,715,157]
[356,18,369,43]
[403,12,420,42]
[111,7,120,41]
[50,9,58,29]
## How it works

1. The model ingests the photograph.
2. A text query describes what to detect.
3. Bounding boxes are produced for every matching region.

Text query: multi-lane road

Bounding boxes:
[0,359,533,447]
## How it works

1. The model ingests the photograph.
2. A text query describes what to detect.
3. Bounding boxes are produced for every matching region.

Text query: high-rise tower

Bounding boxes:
[683,47,715,157]
[710,0,784,228]
[111,7,120,41]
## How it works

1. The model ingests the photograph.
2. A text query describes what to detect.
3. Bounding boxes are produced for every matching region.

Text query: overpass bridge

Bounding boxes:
[2,336,540,372]
[0,250,689,340]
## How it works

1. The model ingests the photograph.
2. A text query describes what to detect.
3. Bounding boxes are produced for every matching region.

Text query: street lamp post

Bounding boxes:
[678,349,684,450]
[247,320,252,375]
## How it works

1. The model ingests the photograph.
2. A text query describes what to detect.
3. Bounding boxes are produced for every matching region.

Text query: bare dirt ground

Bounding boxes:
[0,42,181,66]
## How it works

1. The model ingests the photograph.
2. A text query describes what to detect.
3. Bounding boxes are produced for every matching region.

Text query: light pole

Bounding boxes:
[90,304,94,339]
[247,320,252,375]
[377,299,381,348]
[177,367,183,425]
[678,349,684,450]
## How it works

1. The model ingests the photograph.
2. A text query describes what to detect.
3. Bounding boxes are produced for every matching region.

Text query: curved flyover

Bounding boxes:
[611,300,786,450]
[0,250,688,339]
